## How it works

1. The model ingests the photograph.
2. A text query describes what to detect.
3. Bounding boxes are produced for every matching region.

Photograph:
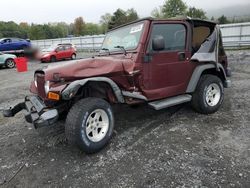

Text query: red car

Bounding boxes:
[40,43,77,63]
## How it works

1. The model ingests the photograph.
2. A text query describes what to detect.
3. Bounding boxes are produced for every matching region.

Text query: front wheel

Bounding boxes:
[5,59,15,69]
[50,56,56,62]
[191,74,224,114]
[65,98,114,153]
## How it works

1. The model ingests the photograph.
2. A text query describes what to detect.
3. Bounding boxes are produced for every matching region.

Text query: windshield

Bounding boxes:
[42,44,57,52]
[101,21,144,53]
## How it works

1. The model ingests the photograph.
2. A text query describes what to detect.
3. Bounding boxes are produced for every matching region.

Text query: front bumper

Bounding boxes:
[40,56,50,62]
[24,96,58,128]
[4,96,59,129]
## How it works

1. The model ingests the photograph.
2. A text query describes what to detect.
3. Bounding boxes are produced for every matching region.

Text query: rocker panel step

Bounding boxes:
[148,94,192,110]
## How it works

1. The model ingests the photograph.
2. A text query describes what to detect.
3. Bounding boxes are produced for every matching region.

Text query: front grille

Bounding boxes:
[36,74,46,99]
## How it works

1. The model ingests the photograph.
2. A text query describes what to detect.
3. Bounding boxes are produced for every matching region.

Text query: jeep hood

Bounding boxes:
[42,55,135,81]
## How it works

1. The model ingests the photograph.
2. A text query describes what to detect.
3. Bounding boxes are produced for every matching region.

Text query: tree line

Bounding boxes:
[0,0,249,40]
[0,8,138,40]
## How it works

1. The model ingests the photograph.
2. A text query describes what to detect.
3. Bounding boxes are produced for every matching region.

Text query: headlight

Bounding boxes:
[42,54,50,58]
[44,81,50,94]
[53,73,61,82]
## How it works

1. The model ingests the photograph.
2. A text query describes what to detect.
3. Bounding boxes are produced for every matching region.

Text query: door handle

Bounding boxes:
[178,52,186,61]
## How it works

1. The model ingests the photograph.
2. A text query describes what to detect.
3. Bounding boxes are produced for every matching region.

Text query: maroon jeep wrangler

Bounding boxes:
[3,17,231,153]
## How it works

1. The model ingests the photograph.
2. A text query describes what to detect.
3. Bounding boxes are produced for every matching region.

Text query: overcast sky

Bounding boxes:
[0,0,249,24]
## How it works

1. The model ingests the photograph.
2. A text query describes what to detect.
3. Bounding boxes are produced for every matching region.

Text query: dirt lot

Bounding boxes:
[0,51,249,187]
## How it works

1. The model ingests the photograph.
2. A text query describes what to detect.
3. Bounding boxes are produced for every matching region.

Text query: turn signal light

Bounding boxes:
[48,92,60,101]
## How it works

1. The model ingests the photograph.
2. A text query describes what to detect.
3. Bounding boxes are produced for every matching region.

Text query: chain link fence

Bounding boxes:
[31,35,105,51]
[220,22,250,49]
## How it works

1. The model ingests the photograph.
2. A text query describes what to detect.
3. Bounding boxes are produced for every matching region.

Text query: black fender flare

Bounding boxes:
[186,63,227,93]
[62,77,125,103]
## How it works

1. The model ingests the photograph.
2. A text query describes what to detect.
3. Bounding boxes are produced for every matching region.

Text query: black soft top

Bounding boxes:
[108,17,217,32]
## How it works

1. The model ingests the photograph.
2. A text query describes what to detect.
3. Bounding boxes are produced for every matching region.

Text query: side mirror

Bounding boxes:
[152,35,165,51]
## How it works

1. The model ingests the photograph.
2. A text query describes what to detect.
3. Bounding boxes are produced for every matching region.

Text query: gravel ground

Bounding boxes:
[0,51,249,188]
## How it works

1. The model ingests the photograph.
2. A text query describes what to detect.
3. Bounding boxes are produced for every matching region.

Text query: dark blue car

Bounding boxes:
[0,38,31,51]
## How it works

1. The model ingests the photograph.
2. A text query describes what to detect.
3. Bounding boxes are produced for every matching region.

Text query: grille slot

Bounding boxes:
[36,74,46,98]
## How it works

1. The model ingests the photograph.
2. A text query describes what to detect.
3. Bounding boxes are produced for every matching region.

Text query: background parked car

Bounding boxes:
[0,38,31,51]
[39,43,77,63]
[0,52,16,68]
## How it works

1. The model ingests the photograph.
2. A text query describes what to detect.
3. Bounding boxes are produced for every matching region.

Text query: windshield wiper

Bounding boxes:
[101,48,110,55]
[114,46,127,55]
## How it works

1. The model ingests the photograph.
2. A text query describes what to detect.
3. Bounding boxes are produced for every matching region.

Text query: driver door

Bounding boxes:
[142,21,194,100]
[55,46,65,60]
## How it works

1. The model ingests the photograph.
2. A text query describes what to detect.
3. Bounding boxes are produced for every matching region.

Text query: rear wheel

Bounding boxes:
[71,53,76,60]
[50,56,56,62]
[5,59,15,69]
[65,98,114,153]
[191,74,224,114]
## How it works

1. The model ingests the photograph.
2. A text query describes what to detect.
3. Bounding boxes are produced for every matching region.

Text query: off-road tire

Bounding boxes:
[5,58,15,69]
[50,56,56,62]
[191,74,224,114]
[65,98,114,153]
